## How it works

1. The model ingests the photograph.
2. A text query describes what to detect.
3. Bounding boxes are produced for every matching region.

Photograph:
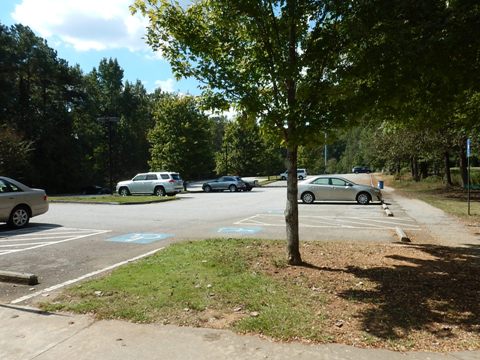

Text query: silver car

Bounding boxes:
[0,177,49,228]
[202,176,247,192]
[280,168,307,180]
[298,176,382,205]
[116,172,183,196]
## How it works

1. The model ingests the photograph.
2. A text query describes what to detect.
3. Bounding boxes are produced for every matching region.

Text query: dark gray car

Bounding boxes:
[202,176,247,192]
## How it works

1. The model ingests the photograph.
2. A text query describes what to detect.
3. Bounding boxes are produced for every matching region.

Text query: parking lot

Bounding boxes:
[0,175,421,304]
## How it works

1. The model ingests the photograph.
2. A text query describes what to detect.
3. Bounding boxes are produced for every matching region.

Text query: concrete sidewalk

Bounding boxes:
[382,186,480,247]
[1,304,478,360]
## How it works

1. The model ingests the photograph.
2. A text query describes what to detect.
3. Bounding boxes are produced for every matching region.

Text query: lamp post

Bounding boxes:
[224,142,229,175]
[97,116,120,192]
[324,132,327,173]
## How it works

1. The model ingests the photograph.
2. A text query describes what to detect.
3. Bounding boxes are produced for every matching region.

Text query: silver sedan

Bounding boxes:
[298,176,382,205]
[0,177,49,228]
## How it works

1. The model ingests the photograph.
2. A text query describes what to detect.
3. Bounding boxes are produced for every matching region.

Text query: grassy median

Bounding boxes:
[40,238,480,352]
[49,195,178,204]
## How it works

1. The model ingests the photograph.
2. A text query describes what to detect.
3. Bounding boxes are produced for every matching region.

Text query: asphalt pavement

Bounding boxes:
[1,176,479,359]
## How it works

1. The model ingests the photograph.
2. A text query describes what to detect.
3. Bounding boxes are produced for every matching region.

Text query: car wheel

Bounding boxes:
[229,184,237,192]
[298,176,304,180]
[281,176,286,180]
[8,206,30,228]
[356,192,371,205]
[204,185,212,193]
[119,187,130,196]
[154,186,166,196]
[301,192,315,204]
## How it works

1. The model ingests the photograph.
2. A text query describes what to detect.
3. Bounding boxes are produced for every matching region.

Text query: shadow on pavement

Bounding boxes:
[0,223,62,234]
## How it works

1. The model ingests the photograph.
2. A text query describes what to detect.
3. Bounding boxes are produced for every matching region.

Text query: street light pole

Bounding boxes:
[224,142,229,175]
[324,132,327,173]
[97,116,120,192]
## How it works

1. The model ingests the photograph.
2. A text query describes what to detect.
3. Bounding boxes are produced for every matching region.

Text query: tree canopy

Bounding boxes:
[131,0,356,264]
[148,93,215,179]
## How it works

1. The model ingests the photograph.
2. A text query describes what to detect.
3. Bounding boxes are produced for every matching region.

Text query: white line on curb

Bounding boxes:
[11,247,165,304]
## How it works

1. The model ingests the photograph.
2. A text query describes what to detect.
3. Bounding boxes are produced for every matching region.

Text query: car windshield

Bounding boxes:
[171,174,182,180]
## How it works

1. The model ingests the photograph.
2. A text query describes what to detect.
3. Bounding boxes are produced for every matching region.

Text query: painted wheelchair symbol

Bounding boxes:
[108,233,173,244]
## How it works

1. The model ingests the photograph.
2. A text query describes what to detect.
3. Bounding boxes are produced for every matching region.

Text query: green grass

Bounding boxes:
[39,238,480,350]
[40,239,328,341]
[389,176,480,219]
[49,195,178,204]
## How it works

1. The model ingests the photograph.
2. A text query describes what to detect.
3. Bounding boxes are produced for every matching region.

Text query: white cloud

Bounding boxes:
[11,0,149,52]
[154,78,176,93]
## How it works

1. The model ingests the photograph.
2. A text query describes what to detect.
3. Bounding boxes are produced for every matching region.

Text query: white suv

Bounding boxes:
[279,169,307,180]
[116,172,183,196]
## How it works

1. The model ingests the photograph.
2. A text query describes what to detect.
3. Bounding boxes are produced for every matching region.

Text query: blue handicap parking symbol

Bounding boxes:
[107,233,173,244]
[217,227,262,234]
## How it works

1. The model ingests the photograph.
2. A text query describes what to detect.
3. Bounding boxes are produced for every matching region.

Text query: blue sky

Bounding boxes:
[0,0,201,94]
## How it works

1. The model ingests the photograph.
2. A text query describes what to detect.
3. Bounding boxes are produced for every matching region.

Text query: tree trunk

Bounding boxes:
[285,146,302,265]
[411,156,420,182]
[420,161,428,179]
[444,151,452,186]
[395,161,401,177]
[284,0,302,266]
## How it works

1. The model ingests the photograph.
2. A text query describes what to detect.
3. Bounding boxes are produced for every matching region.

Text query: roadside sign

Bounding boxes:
[467,138,471,215]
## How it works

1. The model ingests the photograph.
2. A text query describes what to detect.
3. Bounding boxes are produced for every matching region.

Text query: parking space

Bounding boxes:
[226,194,421,241]
[235,213,420,230]
[0,226,110,257]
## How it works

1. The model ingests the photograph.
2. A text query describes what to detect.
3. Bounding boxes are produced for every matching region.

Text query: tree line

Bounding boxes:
[0,23,286,193]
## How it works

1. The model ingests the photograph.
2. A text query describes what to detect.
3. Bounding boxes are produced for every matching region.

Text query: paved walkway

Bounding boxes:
[1,185,479,360]
[1,304,478,360]
[382,186,480,247]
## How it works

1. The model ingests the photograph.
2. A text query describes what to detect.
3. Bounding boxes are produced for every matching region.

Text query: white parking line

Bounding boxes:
[235,214,421,230]
[0,242,50,248]
[0,227,111,256]
[11,247,165,304]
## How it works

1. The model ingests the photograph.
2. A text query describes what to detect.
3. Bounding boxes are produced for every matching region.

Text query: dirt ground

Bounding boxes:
[253,241,480,352]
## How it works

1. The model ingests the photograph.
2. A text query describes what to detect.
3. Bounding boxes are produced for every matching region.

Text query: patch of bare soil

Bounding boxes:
[252,241,480,352]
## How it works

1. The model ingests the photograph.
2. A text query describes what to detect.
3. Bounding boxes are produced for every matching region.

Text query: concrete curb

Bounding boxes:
[50,198,178,205]
[0,270,38,285]
[381,201,394,216]
[395,227,411,242]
